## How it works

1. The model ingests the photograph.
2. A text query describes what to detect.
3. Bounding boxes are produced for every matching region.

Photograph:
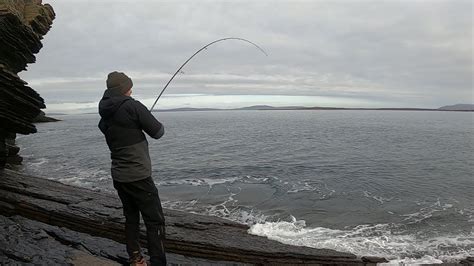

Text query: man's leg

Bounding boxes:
[134,177,166,266]
[113,180,142,260]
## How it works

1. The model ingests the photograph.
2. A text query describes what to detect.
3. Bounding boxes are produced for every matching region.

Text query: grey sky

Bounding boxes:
[19,0,473,112]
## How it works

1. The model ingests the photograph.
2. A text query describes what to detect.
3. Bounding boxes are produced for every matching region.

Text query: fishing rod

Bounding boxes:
[149,37,268,112]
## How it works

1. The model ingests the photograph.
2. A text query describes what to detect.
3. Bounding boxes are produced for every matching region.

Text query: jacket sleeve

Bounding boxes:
[134,101,165,139]
[98,119,107,134]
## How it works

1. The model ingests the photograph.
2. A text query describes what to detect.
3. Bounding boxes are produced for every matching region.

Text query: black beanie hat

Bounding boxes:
[106,71,133,94]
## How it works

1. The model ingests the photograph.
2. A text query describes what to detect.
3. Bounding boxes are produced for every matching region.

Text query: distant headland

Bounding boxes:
[153,104,474,113]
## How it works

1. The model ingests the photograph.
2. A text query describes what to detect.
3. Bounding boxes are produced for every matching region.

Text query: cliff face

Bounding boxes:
[0,0,55,168]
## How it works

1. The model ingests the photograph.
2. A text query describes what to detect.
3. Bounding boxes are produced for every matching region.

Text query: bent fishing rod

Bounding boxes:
[149,37,268,112]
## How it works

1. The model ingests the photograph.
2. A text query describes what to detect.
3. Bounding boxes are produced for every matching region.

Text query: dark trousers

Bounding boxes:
[113,177,167,266]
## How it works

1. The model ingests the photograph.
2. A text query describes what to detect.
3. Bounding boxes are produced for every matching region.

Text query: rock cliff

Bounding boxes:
[0,0,55,168]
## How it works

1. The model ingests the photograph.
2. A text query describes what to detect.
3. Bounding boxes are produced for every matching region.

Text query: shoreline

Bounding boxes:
[46,107,474,117]
[1,169,473,265]
[153,107,474,113]
[0,169,388,265]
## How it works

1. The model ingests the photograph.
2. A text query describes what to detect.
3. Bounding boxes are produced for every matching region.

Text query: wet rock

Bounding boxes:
[0,215,251,265]
[460,256,474,265]
[3,132,22,166]
[0,130,6,168]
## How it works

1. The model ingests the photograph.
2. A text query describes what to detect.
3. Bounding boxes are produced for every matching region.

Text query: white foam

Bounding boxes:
[157,175,281,190]
[248,216,474,263]
[457,208,474,223]
[287,181,319,193]
[382,255,444,265]
[287,180,335,199]
[363,190,394,204]
[162,198,269,225]
[51,168,111,191]
[203,177,241,187]
[402,198,455,224]
[158,176,241,188]
[27,157,49,167]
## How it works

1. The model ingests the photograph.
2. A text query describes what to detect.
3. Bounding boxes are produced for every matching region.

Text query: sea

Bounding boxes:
[16,110,474,264]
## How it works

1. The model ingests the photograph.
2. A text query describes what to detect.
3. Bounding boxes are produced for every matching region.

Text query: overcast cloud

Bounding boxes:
[19,0,473,113]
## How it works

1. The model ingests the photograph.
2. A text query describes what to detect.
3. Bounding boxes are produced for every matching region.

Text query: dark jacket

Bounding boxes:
[98,89,164,182]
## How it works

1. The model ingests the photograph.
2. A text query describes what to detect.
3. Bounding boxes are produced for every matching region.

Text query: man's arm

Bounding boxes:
[98,119,107,134]
[134,101,164,139]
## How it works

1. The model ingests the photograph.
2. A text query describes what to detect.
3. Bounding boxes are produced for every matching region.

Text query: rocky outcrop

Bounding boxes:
[0,215,252,265]
[0,169,388,265]
[33,110,60,123]
[0,0,55,168]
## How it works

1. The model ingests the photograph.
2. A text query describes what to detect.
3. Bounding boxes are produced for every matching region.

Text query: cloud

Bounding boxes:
[21,0,473,109]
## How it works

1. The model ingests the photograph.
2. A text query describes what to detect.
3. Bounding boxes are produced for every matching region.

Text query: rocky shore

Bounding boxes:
[0,169,391,265]
[0,215,252,265]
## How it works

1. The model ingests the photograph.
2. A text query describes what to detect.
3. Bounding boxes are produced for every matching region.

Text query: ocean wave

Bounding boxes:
[363,190,395,204]
[288,180,335,199]
[248,216,474,263]
[26,157,49,167]
[157,176,241,188]
[158,175,336,199]
[39,167,111,191]
[401,198,456,224]
[162,199,269,225]
[457,208,474,223]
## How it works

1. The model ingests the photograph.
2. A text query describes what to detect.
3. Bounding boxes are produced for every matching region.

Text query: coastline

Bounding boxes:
[0,169,388,265]
[151,105,474,113]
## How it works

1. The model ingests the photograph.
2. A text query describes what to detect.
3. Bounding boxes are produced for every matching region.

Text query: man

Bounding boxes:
[98,71,166,266]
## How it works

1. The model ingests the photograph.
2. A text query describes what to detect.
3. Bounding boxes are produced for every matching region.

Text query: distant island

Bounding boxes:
[438,104,474,111]
[154,104,474,113]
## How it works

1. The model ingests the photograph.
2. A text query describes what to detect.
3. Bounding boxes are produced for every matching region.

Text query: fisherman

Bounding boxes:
[98,71,166,266]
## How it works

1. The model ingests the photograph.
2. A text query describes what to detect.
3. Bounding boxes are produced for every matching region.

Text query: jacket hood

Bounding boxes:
[98,89,131,119]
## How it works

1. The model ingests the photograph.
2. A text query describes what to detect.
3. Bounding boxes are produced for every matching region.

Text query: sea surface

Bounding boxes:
[16,110,474,264]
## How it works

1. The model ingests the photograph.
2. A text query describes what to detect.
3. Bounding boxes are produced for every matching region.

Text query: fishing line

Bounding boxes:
[149,37,268,111]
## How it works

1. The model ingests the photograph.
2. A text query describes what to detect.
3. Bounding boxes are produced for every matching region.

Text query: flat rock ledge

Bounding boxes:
[0,215,249,265]
[0,169,390,265]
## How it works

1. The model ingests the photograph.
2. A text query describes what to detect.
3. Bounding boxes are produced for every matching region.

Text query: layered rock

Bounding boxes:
[0,0,55,168]
[0,215,252,265]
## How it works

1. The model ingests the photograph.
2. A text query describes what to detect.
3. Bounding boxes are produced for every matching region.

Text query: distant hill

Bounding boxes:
[438,104,474,111]
[235,105,306,110]
[236,105,275,110]
[155,105,307,112]
[152,104,474,113]
[157,107,220,112]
